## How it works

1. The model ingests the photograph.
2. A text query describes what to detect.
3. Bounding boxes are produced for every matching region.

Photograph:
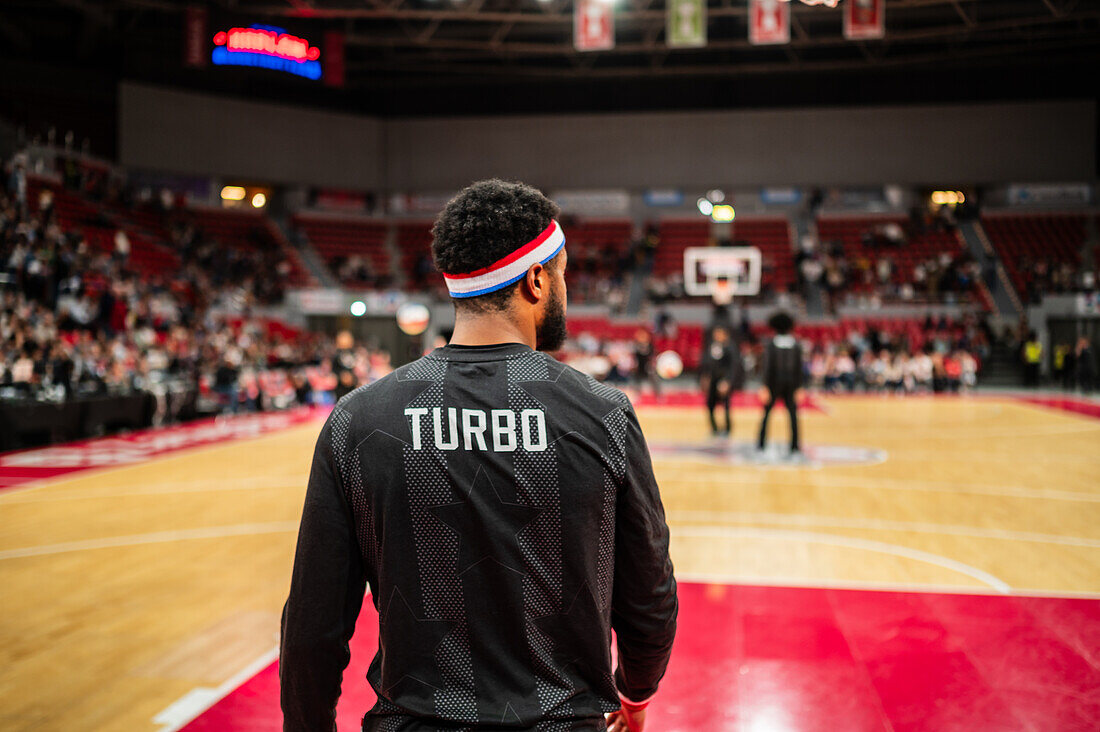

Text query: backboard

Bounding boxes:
[683,246,761,298]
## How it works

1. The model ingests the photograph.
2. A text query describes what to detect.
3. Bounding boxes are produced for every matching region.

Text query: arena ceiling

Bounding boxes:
[2,0,1099,117]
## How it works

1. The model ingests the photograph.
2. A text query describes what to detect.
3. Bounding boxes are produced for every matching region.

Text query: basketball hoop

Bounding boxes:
[683,246,762,298]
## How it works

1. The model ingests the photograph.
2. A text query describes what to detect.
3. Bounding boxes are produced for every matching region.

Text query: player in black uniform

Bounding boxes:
[756,311,805,455]
[280,180,677,732]
[699,325,743,437]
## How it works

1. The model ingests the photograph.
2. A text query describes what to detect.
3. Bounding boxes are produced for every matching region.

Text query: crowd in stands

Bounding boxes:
[805,332,981,395]
[566,311,991,396]
[1018,258,1097,304]
[798,313,989,394]
[798,213,987,312]
[1,151,391,420]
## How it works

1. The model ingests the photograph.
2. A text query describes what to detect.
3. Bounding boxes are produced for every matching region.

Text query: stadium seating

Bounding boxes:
[190,207,311,288]
[26,175,182,278]
[395,221,435,290]
[980,213,1085,298]
[730,218,795,294]
[815,215,965,292]
[654,219,710,278]
[293,212,390,287]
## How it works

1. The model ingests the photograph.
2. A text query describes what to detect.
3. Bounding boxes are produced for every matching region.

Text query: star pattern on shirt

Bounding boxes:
[428,467,543,576]
[340,371,436,449]
[532,581,605,685]
[515,366,625,462]
[379,586,457,695]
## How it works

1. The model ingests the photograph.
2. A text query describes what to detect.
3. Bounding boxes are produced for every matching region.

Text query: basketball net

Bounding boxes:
[712,278,733,306]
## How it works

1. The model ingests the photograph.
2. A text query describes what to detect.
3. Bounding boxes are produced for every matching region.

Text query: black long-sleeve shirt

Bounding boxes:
[281,342,677,731]
[701,339,744,389]
[760,335,805,394]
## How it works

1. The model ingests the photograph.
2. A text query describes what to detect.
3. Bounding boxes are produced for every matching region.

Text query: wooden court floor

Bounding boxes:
[0,396,1098,731]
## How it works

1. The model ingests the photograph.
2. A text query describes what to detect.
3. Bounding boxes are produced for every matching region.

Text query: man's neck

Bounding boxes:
[449,311,535,350]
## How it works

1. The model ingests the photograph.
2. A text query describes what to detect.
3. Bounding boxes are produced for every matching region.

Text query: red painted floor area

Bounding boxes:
[1017,395,1100,420]
[180,583,1100,731]
[0,408,322,492]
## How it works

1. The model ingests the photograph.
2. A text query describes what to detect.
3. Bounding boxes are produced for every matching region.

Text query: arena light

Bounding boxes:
[697,198,714,216]
[251,192,267,208]
[710,205,736,222]
[349,300,367,317]
[221,186,246,201]
[931,190,965,206]
[706,189,725,203]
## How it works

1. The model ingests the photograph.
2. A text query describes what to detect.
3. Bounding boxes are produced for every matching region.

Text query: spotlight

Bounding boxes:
[350,300,367,317]
[710,205,736,222]
[697,198,714,216]
[251,193,267,208]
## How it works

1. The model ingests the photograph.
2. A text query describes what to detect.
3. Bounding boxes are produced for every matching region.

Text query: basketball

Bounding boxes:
[396,302,431,335]
[656,350,684,380]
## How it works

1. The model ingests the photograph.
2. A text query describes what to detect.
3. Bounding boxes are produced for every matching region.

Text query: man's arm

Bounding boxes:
[280,417,368,732]
[727,344,743,389]
[796,343,808,389]
[761,341,776,390]
[611,406,678,708]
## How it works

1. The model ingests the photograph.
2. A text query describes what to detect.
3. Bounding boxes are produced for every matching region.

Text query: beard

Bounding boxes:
[535,286,568,352]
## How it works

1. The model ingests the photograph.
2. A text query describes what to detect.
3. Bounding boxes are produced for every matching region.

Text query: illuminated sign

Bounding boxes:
[212,25,321,80]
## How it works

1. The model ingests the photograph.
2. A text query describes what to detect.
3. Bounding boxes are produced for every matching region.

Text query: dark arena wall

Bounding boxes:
[119,82,1096,191]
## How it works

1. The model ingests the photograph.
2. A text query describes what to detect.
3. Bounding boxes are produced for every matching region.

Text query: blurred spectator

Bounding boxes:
[1076,336,1096,393]
[1022,331,1042,388]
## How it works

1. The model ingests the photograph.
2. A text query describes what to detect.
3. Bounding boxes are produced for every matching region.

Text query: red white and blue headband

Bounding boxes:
[443,219,565,298]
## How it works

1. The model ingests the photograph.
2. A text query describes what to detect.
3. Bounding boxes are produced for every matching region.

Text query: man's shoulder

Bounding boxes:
[547,355,633,412]
[331,359,427,415]
[333,351,634,414]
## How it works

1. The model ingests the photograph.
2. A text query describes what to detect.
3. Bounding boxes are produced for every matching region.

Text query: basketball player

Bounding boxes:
[756,311,805,455]
[699,325,742,437]
[281,180,677,732]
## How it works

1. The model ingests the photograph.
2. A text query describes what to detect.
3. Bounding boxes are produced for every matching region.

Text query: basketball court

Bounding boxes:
[2,0,1097,728]
[2,391,1097,731]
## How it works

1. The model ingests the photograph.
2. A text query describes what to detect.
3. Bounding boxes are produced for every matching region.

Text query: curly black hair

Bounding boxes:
[431,179,560,312]
[767,310,795,335]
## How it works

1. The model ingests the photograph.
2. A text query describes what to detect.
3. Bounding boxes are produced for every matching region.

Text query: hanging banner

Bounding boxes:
[845,0,885,40]
[575,0,614,52]
[667,0,706,48]
[323,30,345,87]
[749,0,790,46]
[183,5,208,68]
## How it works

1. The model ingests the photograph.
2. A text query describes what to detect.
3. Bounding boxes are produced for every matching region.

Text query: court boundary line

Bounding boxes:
[153,585,376,732]
[0,521,299,560]
[667,510,1100,548]
[153,645,279,732]
[667,469,1100,503]
[672,571,1100,600]
[0,475,311,503]
[673,525,1012,593]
